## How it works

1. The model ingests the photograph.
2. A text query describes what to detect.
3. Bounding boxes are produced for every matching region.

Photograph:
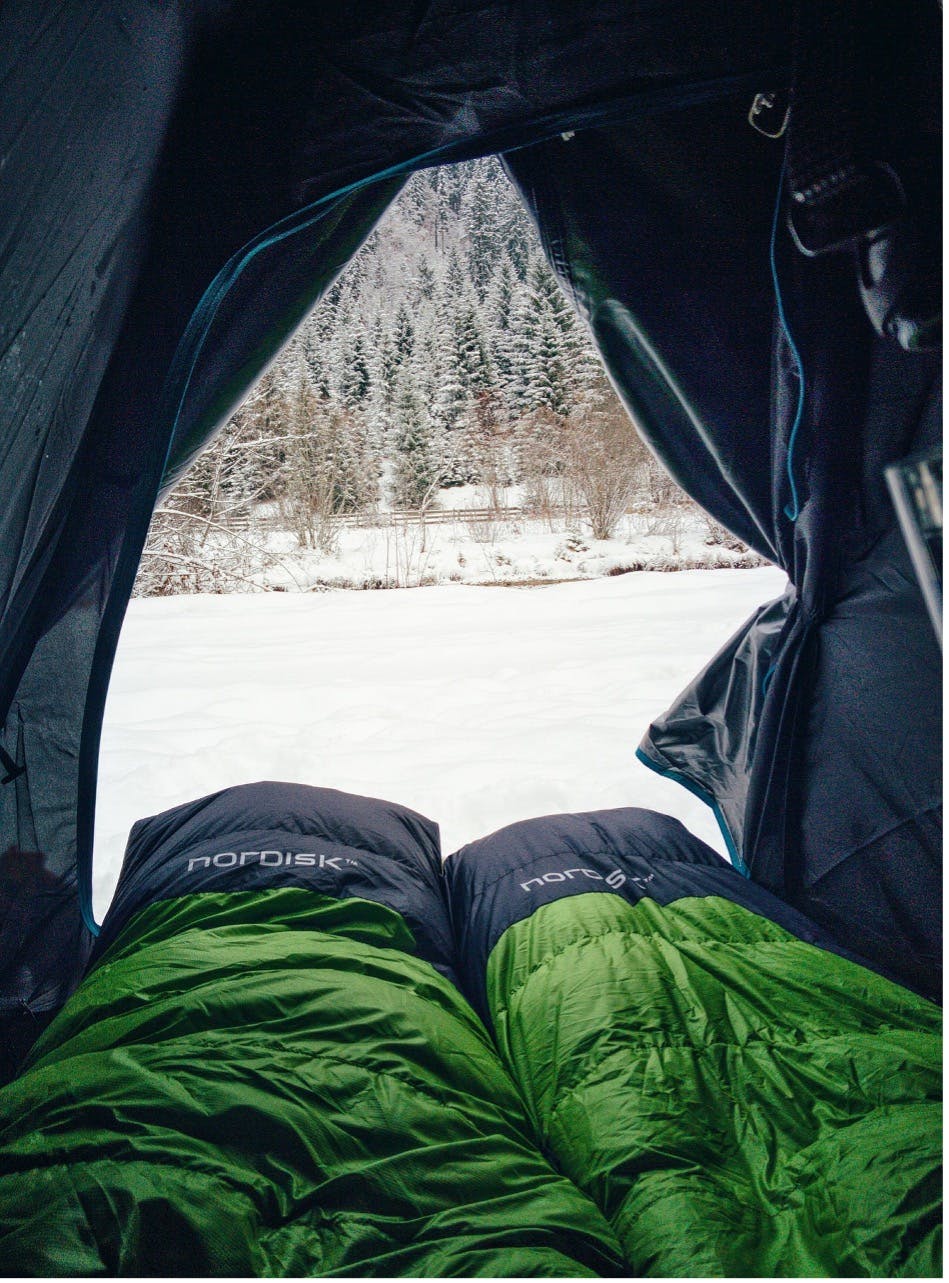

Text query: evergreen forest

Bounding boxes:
[138,159,739,593]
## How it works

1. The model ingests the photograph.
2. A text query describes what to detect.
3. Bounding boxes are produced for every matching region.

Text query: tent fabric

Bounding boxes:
[0,0,941,1066]
[0,0,793,1064]
[0,783,624,1277]
[503,57,942,998]
[444,809,943,1277]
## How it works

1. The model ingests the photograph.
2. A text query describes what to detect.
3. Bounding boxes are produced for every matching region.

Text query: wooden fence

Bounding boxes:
[220,504,575,532]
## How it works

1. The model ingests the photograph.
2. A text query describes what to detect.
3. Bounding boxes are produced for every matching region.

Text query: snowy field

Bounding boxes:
[250,489,764,591]
[141,482,766,597]
[94,564,786,918]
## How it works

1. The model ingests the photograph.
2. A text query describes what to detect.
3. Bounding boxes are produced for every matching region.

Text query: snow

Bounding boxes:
[94,564,787,919]
[171,496,765,596]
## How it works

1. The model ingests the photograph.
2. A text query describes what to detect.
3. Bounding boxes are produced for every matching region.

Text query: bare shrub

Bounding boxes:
[514,408,570,527]
[135,352,379,592]
[135,508,228,596]
[377,516,437,587]
[466,511,498,545]
[135,500,312,596]
[275,379,378,554]
[135,506,291,595]
[134,400,304,596]
[565,403,651,540]
[638,455,687,511]
[702,513,751,552]
[643,509,686,555]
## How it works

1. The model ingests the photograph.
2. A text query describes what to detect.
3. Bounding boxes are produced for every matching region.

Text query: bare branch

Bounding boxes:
[152,507,309,590]
[138,550,273,592]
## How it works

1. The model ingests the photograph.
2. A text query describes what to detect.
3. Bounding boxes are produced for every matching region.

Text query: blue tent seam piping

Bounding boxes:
[770,155,806,523]
[635,747,749,875]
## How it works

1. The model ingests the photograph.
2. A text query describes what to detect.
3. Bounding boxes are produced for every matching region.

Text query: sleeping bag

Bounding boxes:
[0,783,623,1277]
[446,808,942,1278]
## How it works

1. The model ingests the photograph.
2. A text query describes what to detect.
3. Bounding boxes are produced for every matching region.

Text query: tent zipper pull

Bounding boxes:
[748,91,790,139]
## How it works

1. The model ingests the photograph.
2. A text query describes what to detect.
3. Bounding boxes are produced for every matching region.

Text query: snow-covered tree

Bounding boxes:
[391,377,441,509]
[529,311,571,416]
[464,162,501,297]
[394,303,415,362]
[415,256,437,303]
[138,152,670,592]
[339,332,372,407]
[505,280,541,415]
[454,299,493,397]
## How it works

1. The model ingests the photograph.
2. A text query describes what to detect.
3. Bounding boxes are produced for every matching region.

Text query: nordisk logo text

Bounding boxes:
[186,850,360,873]
[519,867,654,893]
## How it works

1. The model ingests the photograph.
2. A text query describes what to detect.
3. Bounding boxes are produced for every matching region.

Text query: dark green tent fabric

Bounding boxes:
[502,65,942,997]
[446,809,942,1277]
[0,784,623,1276]
[0,0,940,1083]
[0,0,797,1059]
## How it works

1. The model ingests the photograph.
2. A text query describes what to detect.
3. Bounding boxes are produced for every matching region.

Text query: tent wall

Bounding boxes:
[504,102,783,558]
[504,20,942,996]
[0,0,940,1068]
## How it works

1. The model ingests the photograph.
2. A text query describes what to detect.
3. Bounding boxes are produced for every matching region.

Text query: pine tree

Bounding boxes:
[394,302,415,361]
[375,329,399,411]
[484,252,518,405]
[443,245,466,302]
[505,281,541,415]
[502,253,589,417]
[429,303,468,435]
[493,161,534,280]
[392,374,440,509]
[415,256,437,302]
[403,172,431,228]
[431,168,450,253]
[409,305,440,412]
[440,164,466,215]
[323,277,346,312]
[454,299,493,396]
[340,332,372,407]
[302,326,331,399]
[528,255,573,335]
[530,253,606,413]
[464,163,500,298]
[530,311,570,416]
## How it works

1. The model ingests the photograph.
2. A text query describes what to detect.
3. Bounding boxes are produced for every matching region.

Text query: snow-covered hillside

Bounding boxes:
[94,564,787,918]
[138,159,743,597]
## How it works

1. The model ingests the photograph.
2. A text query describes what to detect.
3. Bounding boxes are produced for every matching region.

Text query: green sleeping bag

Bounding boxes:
[0,784,623,1277]
[446,808,942,1277]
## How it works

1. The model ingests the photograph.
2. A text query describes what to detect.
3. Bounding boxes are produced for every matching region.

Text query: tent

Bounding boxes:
[0,783,939,1275]
[0,0,941,1081]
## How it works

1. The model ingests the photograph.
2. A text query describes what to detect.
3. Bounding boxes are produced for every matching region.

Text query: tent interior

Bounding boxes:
[0,0,941,1090]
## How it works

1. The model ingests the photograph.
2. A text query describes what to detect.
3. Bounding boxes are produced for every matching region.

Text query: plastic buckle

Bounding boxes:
[748,91,790,139]
[788,161,906,257]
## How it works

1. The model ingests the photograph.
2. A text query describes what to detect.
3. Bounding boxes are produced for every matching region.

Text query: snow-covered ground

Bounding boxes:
[94,563,787,919]
[144,485,765,597]
[262,504,762,591]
